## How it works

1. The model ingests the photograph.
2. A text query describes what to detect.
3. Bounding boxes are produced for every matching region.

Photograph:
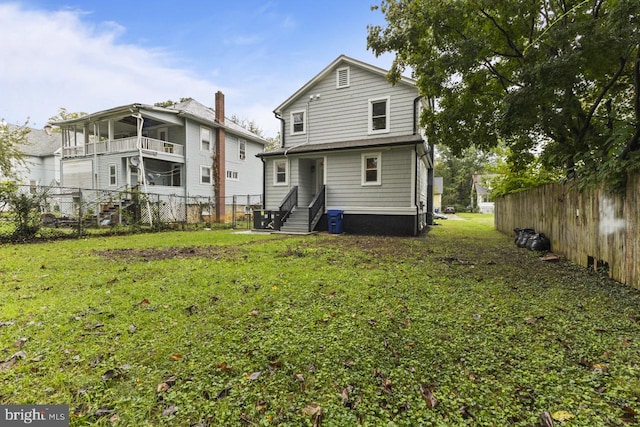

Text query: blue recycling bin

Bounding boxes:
[327,210,344,234]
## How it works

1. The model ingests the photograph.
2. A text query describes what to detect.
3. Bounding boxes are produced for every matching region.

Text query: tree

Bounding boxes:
[0,119,31,180]
[368,0,640,192]
[48,107,87,123]
[435,145,493,210]
[229,114,264,137]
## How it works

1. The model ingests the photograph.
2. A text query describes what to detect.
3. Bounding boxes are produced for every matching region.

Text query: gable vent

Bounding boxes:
[336,67,350,89]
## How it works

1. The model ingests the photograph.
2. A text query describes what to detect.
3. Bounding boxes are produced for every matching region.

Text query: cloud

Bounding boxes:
[0,3,219,127]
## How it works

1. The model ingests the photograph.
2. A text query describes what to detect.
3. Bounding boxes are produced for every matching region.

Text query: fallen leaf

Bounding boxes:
[343,359,355,368]
[249,309,260,317]
[246,371,261,380]
[294,373,305,382]
[622,405,637,423]
[94,406,116,417]
[156,382,170,393]
[215,361,233,372]
[128,324,137,334]
[139,298,150,306]
[381,379,393,395]
[101,369,118,381]
[171,353,183,361]
[268,361,282,372]
[459,405,476,420]
[341,385,353,407]
[162,405,177,417]
[302,403,324,427]
[256,400,267,413]
[30,355,45,362]
[214,387,231,400]
[419,384,439,409]
[13,337,27,348]
[552,410,575,422]
[109,414,119,423]
[540,411,554,427]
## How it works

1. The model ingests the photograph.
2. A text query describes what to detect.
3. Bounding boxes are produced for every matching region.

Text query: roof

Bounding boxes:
[274,54,418,114]
[50,98,268,145]
[257,135,424,157]
[172,99,267,145]
[5,124,62,157]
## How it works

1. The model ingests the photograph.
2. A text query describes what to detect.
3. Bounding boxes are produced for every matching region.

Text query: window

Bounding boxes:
[226,170,239,180]
[291,111,305,135]
[273,159,288,185]
[157,127,168,141]
[201,127,211,151]
[200,166,212,184]
[336,66,350,88]
[368,97,390,134]
[239,139,246,160]
[362,153,382,185]
[109,164,117,186]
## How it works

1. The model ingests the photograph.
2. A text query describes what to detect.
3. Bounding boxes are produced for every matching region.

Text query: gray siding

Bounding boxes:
[282,64,418,147]
[264,156,291,209]
[325,147,413,209]
[184,119,215,197]
[225,133,264,197]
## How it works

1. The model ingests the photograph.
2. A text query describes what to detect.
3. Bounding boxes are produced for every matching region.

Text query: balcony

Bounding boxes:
[62,136,184,158]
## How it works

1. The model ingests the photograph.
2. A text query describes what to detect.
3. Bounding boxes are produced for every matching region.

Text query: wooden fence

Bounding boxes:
[494,173,640,290]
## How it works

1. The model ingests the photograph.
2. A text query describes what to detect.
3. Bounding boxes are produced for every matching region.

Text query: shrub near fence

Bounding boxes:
[495,172,640,290]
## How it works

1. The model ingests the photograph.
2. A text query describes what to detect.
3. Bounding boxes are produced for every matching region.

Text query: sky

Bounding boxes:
[0,0,395,138]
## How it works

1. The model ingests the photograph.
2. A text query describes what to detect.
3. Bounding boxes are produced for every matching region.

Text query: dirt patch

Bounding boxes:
[94,246,240,262]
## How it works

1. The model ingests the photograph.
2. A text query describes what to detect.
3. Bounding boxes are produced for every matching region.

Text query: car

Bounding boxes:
[444,206,456,214]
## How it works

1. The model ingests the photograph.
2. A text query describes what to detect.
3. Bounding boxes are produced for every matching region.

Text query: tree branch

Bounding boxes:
[577,53,628,145]
[621,45,640,160]
[478,8,523,57]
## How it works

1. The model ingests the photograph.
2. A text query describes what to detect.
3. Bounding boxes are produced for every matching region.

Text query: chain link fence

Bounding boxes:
[0,184,262,241]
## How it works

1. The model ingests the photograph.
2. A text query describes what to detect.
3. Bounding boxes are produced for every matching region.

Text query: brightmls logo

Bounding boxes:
[1,405,68,426]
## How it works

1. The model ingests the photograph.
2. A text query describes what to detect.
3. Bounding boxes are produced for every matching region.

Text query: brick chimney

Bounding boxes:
[215,91,226,222]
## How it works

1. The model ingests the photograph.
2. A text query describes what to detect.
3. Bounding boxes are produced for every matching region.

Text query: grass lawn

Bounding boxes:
[1,217,639,426]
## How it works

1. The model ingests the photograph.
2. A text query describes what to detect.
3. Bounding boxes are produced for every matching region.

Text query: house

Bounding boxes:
[433,176,443,213]
[256,55,433,236]
[50,92,267,221]
[0,123,62,187]
[471,173,495,214]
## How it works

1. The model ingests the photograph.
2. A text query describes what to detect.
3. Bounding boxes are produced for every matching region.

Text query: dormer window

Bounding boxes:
[336,66,350,89]
[291,111,305,135]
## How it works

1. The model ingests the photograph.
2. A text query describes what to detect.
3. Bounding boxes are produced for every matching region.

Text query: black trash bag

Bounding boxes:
[513,228,523,245]
[527,233,551,251]
[516,228,535,248]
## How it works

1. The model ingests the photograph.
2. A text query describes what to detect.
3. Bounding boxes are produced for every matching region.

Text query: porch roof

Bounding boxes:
[256,135,424,157]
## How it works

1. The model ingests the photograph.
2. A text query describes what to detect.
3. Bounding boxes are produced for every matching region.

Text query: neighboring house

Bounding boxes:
[256,55,434,236]
[50,92,267,221]
[0,124,62,186]
[433,176,443,213]
[471,173,496,214]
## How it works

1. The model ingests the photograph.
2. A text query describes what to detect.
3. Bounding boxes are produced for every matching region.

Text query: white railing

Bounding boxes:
[63,137,184,158]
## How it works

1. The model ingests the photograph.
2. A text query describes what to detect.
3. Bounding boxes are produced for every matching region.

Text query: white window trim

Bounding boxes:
[108,163,117,186]
[336,66,350,89]
[290,110,306,135]
[368,96,391,135]
[200,165,212,184]
[200,126,212,152]
[226,170,239,181]
[361,152,382,186]
[238,139,246,160]
[273,159,288,186]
